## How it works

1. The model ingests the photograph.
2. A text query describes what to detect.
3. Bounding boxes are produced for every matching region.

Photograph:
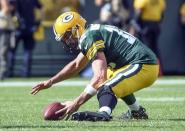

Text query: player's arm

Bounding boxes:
[69,51,107,106]
[89,51,107,88]
[50,52,88,84]
[31,52,88,95]
[56,52,107,118]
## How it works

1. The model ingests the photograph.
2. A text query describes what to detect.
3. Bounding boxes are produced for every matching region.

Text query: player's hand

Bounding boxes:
[55,101,79,120]
[31,80,53,95]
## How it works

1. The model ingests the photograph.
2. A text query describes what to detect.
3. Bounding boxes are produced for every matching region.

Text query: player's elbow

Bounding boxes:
[68,60,81,74]
[93,73,107,87]
[97,75,105,82]
[74,62,80,70]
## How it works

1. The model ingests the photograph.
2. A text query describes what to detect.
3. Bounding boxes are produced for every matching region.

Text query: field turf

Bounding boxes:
[0,77,185,131]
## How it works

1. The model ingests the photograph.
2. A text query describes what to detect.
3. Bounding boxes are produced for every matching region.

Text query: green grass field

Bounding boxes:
[0,77,185,131]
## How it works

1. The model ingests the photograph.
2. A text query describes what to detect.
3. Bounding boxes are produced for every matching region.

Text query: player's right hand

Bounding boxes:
[31,80,52,95]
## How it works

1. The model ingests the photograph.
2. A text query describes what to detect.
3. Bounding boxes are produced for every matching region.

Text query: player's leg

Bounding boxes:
[71,85,117,121]
[121,93,140,111]
[120,93,148,119]
[107,65,140,112]
[71,68,118,121]
[106,64,147,119]
[71,64,159,121]
[106,64,159,119]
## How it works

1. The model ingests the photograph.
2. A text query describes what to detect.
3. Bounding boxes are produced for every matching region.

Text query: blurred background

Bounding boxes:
[0,0,185,79]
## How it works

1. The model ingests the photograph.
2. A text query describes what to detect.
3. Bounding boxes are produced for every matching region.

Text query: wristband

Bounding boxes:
[84,85,97,96]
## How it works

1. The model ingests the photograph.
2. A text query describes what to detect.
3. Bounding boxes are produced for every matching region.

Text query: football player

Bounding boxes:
[31,12,159,121]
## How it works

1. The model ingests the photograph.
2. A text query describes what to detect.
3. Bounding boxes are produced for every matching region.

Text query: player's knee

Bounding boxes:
[97,85,117,110]
[97,85,113,99]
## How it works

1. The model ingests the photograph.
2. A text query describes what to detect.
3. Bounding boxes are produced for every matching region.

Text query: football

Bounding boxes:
[43,102,65,120]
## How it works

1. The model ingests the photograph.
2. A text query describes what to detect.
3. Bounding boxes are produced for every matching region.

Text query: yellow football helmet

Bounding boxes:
[53,11,86,41]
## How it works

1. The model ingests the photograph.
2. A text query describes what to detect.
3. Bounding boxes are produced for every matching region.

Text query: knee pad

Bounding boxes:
[97,85,117,110]
[97,85,115,100]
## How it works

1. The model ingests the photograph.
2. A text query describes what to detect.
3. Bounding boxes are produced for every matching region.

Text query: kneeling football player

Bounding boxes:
[31,12,159,121]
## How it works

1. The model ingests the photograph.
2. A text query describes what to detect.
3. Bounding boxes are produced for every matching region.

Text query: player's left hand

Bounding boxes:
[55,101,79,120]
[31,80,52,95]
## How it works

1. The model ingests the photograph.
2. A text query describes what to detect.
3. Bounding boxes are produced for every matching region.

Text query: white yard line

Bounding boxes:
[0,96,184,102]
[52,97,185,102]
[137,97,185,102]
[1,97,184,102]
[0,81,88,87]
[0,79,185,87]
[154,80,185,85]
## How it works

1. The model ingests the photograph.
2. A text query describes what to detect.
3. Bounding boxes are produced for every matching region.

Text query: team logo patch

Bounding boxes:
[62,14,74,23]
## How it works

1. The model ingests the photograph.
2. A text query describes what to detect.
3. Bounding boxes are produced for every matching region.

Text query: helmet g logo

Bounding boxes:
[63,14,74,23]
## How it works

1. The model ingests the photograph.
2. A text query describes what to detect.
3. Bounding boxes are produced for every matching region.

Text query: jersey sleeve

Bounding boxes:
[79,29,105,61]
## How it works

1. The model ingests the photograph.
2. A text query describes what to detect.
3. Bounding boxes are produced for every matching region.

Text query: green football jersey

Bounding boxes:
[79,24,157,69]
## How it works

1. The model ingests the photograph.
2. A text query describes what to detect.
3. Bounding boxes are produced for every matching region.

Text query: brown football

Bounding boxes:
[43,102,65,120]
